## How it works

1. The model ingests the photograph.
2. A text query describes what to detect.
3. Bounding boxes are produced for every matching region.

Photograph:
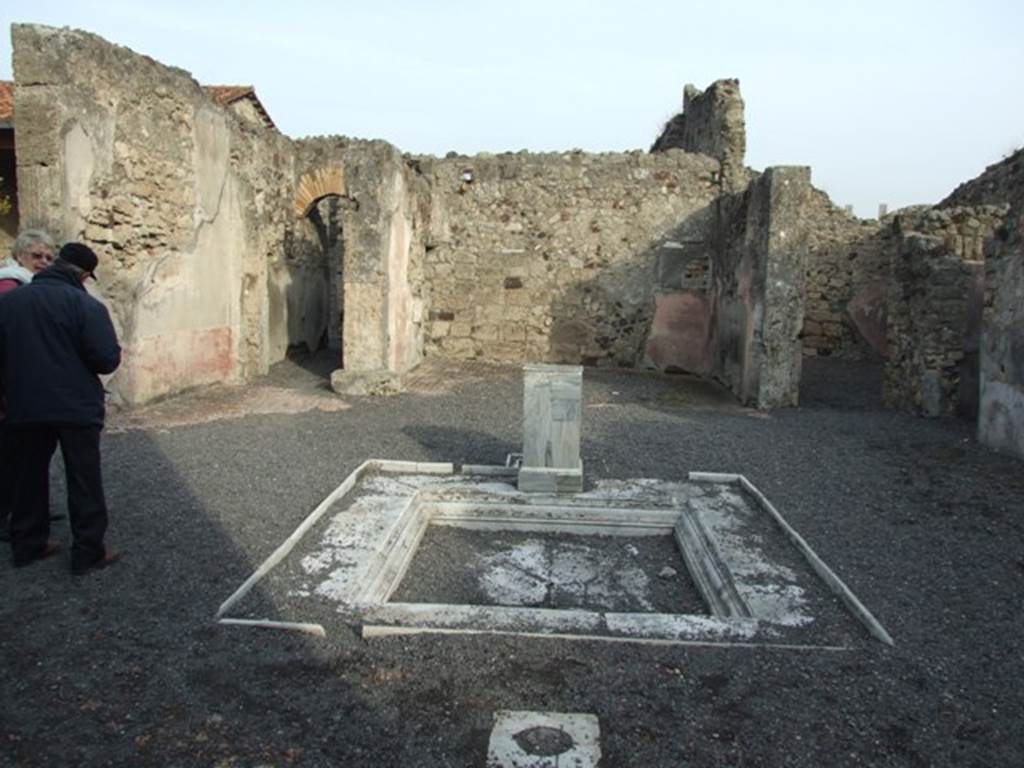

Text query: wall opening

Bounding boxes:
[0,127,17,252]
[305,194,345,366]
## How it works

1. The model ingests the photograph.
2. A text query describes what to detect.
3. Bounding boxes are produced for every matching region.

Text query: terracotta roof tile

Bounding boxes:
[204,85,255,106]
[0,80,274,130]
[203,85,276,129]
[0,80,13,123]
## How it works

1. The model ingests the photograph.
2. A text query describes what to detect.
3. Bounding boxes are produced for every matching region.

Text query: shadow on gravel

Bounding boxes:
[402,424,518,466]
[584,367,739,409]
[799,357,885,410]
[0,430,392,767]
[265,346,339,391]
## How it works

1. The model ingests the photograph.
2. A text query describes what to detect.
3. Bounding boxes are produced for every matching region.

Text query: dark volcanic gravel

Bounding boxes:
[2,354,1023,767]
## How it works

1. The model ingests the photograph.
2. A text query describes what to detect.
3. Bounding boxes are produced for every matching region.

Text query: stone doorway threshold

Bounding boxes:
[217,462,892,649]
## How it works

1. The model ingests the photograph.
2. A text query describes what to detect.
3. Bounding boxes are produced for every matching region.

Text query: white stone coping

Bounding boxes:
[460,464,518,476]
[361,603,759,644]
[217,618,326,637]
[522,363,584,377]
[216,465,888,648]
[215,458,455,620]
[688,470,895,646]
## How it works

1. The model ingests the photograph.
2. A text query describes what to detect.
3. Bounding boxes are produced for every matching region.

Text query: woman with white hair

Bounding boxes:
[0,229,57,540]
[0,230,56,294]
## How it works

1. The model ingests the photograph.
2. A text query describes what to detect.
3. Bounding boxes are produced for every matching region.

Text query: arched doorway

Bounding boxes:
[294,167,348,367]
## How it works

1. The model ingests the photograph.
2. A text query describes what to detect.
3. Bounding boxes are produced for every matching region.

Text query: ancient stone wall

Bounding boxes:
[940,148,1024,209]
[709,167,811,408]
[979,207,1024,459]
[11,24,313,405]
[20,23,984,418]
[651,79,747,192]
[12,26,739,401]
[883,206,1006,416]
[802,190,890,358]
[294,137,428,374]
[417,149,720,368]
[936,147,1023,450]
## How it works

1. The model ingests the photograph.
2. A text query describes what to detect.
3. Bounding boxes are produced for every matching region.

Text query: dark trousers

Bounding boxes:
[10,424,108,569]
[0,422,15,533]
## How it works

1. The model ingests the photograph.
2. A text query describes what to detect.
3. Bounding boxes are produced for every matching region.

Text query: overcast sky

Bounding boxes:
[3,1,1022,217]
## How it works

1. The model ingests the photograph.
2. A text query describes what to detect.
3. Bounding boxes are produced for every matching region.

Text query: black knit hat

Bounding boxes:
[58,242,99,280]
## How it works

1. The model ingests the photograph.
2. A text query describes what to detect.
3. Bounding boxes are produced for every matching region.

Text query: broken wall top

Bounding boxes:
[940,147,1024,212]
[650,78,747,192]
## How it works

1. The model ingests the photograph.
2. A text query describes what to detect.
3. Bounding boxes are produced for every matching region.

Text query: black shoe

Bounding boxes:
[71,551,120,576]
[13,541,60,568]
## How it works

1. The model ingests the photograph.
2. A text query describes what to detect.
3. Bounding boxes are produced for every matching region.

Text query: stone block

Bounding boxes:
[330,369,401,397]
[500,325,527,343]
[487,711,601,768]
[517,464,584,494]
[920,370,943,417]
[12,94,62,166]
[520,363,583,484]
[473,324,500,341]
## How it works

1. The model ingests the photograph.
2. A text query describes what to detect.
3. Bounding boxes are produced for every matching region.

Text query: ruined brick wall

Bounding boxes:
[418,150,720,368]
[940,148,1024,209]
[979,207,1024,459]
[709,167,811,408]
[936,147,1023,450]
[294,137,429,374]
[386,154,430,374]
[883,207,1006,416]
[802,189,890,359]
[651,79,747,192]
[12,24,307,405]
[14,24,912,411]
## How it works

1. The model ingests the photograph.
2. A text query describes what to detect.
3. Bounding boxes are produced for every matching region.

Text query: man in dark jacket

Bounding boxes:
[0,242,121,574]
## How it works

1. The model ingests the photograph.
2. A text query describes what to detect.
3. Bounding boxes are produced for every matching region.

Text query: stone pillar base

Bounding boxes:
[330,369,402,397]
[517,461,584,494]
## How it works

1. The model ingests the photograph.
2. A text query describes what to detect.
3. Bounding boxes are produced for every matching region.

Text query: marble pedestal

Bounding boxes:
[518,364,583,493]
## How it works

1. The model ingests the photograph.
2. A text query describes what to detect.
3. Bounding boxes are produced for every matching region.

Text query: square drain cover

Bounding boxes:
[488,710,600,768]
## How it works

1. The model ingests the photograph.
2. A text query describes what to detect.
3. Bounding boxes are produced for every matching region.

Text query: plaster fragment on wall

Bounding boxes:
[64,122,95,237]
[193,106,230,224]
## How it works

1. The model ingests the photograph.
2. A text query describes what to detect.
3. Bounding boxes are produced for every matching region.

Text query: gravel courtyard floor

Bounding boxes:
[2,353,1022,767]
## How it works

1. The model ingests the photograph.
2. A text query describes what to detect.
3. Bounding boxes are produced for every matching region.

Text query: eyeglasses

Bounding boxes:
[18,248,54,273]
